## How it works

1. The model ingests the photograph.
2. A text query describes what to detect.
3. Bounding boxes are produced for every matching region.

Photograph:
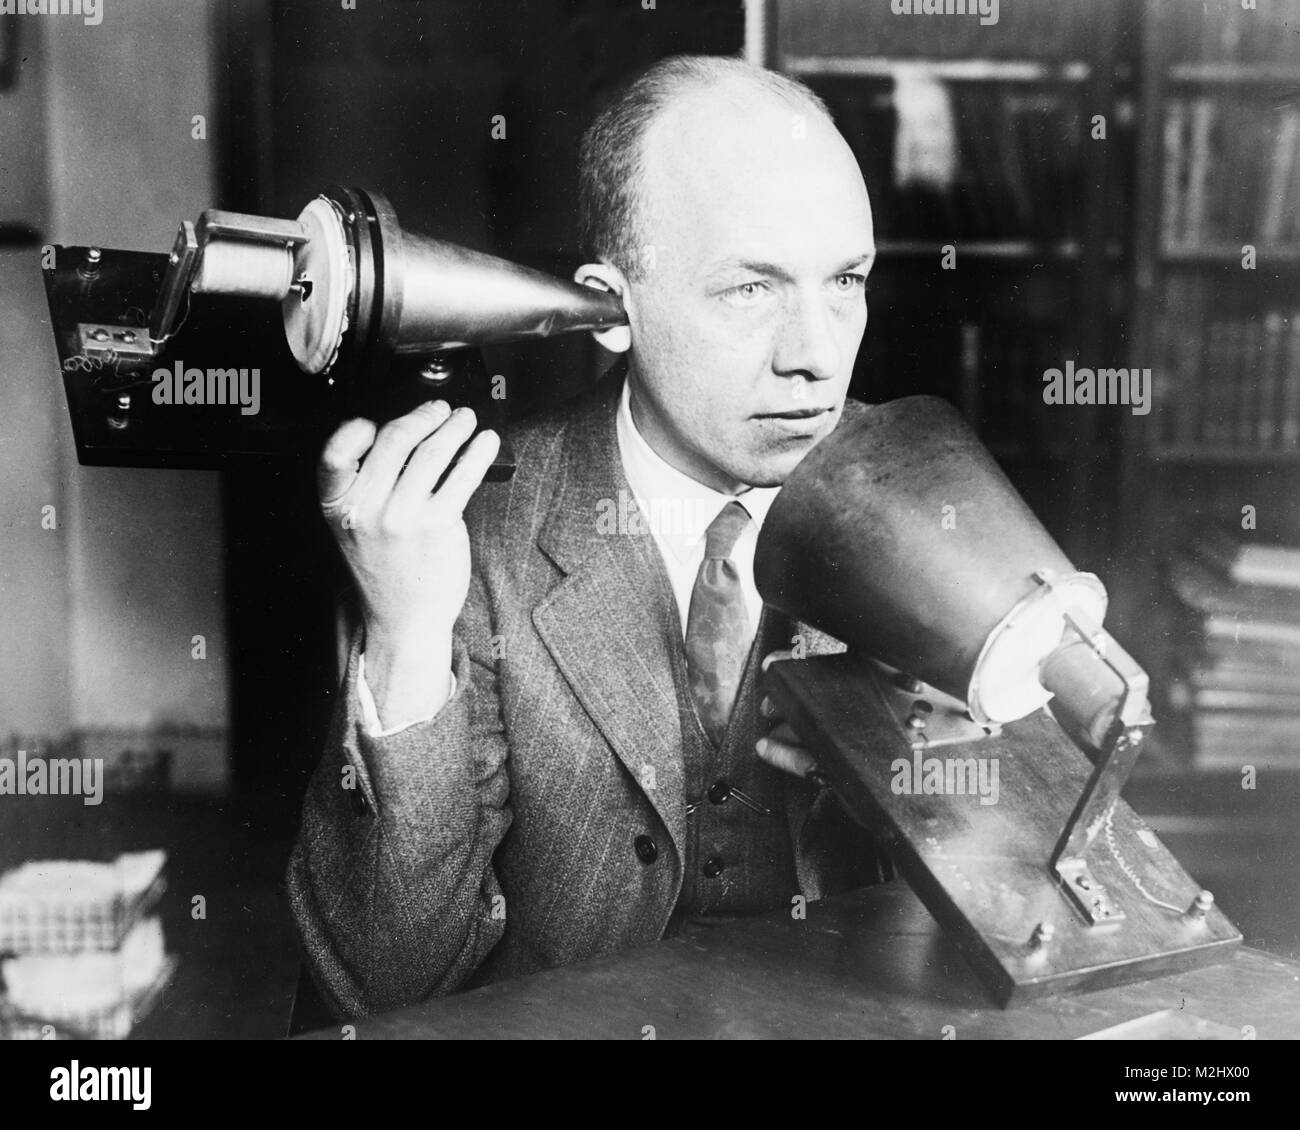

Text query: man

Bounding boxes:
[288,54,890,1020]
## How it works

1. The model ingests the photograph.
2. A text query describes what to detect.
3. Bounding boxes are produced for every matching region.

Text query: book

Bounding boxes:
[1169,678,1300,715]
[0,917,174,1040]
[1175,657,1300,695]
[1200,632,1300,669]
[1169,0,1300,67]
[1194,527,1300,590]
[1,915,166,1020]
[1187,709,1300,771]
[1169,555,1300,626]
[780,0,1117,61]
[1165,275,1206,444]
[1256,311,1287,446]
[1202,615,1300,649]
[1183,98,1216,245]
[1162,98,1188,250]
[1236,102,1273,245]
[0,850,166,956]
[989,92,1034,233]
[1260,109,1300,244]
[952,88,1000,239]
[1201,320,1234,444]
[1286,120,1300,244]
[1209,99,1249,244]
[1235,318,1263,444]
[1283,316,1300,448]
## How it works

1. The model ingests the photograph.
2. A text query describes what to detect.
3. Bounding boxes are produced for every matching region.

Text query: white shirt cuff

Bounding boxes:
[356,652,456,737]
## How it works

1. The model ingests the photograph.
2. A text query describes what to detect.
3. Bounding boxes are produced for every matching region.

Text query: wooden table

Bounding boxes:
[300,880,1300,1039]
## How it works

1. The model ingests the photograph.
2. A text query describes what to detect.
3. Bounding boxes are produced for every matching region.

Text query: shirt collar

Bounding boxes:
[616,372,780,565]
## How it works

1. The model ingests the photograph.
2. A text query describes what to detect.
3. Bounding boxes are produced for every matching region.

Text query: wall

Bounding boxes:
[0,19,66,740]
[0,0,230,791]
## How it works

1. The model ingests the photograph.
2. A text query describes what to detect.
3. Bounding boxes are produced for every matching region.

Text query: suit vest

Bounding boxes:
[635,529,805,924]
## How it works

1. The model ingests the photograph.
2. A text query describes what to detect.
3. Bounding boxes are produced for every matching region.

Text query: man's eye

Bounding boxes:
[722,280,770,305]
[833,273,867,294]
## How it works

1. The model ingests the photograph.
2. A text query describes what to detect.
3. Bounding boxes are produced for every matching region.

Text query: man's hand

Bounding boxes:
[318,400,501,724]
[755,649,825,782]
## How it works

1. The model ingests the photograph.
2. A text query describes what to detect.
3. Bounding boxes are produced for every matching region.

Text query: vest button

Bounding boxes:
[703,856,725,878]
[707,780,731,805]
[634,834,658,864]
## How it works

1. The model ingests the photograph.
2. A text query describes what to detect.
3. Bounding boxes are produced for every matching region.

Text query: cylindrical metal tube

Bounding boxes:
[1039,634,1133,753]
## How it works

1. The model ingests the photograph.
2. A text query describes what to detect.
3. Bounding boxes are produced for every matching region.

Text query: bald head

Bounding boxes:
[577,55,859,280]
[637,79,870,290]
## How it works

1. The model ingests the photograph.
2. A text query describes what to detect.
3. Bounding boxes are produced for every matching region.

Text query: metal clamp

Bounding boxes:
[1043,590,1154,926]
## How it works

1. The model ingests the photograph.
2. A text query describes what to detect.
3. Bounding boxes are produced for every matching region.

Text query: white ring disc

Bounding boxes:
[282,197,351,375]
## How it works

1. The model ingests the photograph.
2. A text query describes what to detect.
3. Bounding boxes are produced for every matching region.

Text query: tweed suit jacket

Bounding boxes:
[287,365,885,1019]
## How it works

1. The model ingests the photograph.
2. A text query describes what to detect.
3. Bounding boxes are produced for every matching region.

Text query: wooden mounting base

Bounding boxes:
[767,652,1241,1007]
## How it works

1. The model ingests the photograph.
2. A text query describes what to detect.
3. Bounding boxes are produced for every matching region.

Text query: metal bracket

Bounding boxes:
[1055,855,1125,925]
[77,323,153,365]
[1043,593,1154,926]
[149,221,199,347]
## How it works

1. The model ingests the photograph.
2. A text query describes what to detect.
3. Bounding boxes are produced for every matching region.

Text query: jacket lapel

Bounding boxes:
[530,363,854,880]
[532,367,688,859]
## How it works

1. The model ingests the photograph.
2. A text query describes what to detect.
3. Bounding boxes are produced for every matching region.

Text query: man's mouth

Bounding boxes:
[754,407,831,420]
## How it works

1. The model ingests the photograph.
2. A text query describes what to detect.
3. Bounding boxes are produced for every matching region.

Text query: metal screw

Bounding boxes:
[91,328,109,342]
[121,331,136,344]
[108,393,131,430]
[1186,890,1214,921]
[905,699,934,732]
[420,357,453,385]
[86,248,102,264]
[1030,922,1055,950]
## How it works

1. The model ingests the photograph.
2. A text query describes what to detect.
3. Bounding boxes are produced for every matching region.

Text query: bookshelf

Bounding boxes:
[765,0,1300,773]
[1116,0,1300,773]
[767,0,1134,561]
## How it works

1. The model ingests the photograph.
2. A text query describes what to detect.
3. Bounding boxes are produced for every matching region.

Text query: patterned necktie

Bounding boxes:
[685,500,753,748]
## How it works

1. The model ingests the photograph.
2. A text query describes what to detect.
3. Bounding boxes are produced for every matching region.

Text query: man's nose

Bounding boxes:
[771,290,841,383]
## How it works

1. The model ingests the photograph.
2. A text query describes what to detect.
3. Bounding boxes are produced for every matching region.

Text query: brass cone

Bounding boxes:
[754,395,1080,702]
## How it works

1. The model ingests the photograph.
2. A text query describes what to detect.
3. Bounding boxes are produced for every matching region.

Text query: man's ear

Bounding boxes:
[573,262,632,354]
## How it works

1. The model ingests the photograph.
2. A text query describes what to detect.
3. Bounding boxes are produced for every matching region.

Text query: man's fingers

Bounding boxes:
[354,400,454,498]
[393,406,481,505]
[431,427,502,514]
[755,728,819,779]
[318,418,379,506]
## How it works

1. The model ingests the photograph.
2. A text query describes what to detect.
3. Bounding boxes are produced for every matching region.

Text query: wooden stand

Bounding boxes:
[767,652,1241,1006]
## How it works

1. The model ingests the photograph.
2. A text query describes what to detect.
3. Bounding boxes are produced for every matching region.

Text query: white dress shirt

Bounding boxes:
[615,376,779,639]
[358,374,780,734]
